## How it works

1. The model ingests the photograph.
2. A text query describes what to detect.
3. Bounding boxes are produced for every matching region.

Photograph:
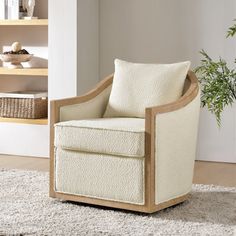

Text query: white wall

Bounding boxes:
[49,0,99,100]
[49,0,77,100]
[100,0,188,77]
[77,0,99,95]
[100,0,236,75]
[0,123,49,157]
[99,0,236,163]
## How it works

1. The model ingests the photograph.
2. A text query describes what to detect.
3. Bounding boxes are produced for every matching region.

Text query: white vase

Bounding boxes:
[23,0,37,19]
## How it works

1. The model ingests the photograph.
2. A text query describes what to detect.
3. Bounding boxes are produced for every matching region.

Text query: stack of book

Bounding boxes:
[0,0,26,20]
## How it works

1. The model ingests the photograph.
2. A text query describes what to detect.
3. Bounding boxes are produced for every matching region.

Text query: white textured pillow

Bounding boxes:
[103,59,191,118]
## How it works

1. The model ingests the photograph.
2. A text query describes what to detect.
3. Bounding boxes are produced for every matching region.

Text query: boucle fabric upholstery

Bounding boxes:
[104,59,190,118]
[155,91,200,204]
[55,118,145,157]
[60,85,112,122]
[55,148,145,204]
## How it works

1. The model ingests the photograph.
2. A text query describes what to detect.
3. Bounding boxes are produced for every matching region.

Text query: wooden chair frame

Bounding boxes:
[50,71,199,213]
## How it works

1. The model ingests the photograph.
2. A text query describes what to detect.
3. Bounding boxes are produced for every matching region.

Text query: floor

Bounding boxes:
[0,155,236,187]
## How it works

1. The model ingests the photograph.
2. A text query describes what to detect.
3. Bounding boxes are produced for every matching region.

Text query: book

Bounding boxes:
[7,0,19,19]
[0,91,48,99]
[0,0,6,19]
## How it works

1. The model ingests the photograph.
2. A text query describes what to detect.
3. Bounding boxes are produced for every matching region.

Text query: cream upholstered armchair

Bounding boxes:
[50,60,200,213]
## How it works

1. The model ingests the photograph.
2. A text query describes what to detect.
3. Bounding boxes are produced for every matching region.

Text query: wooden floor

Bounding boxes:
[0,155,235,187]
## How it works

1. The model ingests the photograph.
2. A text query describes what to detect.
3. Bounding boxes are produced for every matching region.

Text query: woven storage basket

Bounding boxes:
[0,97,48,119]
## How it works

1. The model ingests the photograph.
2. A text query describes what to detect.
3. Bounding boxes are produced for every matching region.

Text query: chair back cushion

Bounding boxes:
[103,59,190,118]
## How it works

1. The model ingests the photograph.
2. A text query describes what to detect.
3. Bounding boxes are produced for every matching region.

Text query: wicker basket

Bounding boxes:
[0,97,48,119]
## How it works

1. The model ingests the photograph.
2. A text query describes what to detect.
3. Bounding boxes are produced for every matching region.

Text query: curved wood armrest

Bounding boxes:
[51,74,113,108]
[145,71,199,116]
[50,74,113,127]
[144,71,199,203]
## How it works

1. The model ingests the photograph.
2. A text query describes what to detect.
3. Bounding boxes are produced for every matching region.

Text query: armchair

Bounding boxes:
[50,70,200,213]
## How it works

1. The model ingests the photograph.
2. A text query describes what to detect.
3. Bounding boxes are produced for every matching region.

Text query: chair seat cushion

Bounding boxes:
[55,118,145,158]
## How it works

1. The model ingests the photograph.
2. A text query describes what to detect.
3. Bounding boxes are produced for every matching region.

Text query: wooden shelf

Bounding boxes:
[0,67,48,76]
[0,19,48,26]
[0,117,48,125]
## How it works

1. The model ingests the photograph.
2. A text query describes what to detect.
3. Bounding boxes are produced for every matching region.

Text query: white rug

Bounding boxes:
[0,169,235,236]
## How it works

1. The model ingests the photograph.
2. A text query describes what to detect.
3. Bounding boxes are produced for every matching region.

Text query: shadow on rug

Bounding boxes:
[0,169,235,236]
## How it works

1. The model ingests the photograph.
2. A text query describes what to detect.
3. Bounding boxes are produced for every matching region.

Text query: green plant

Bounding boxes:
[227,19,236,38]
[195,19,236,127]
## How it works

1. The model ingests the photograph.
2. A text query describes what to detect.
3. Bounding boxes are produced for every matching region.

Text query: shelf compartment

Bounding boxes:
[0,67,48,76]
[0,19,48,26]
[0,117,48,125]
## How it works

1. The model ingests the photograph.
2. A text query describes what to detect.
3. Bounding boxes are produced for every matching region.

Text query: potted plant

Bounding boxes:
[195,19,236,127]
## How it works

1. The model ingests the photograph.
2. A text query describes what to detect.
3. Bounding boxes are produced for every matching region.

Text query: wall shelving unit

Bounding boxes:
[0,2,49,157]
[0,0,99,158]
[0,117,48,125]
[0,67,48,76]
[0,20,48,125]
[0,19,48,26]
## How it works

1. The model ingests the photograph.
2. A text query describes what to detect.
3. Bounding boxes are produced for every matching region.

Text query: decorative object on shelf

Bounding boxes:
[0,0,37,20]
[0,90,48,119]
[12,41,22,52]
[22,0,38,19]
[19,0,27,19]
[7,0,20,20]
[195,19,236,127]
[0,41,33,68]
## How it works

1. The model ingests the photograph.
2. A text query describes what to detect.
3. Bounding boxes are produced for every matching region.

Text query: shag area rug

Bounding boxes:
[0,169,235,236]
